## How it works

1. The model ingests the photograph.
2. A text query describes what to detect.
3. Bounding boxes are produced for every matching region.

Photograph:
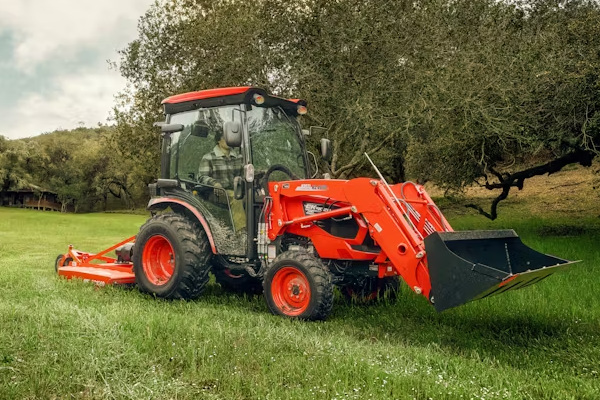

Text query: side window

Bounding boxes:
[194,107,244,188]
[168,110,200,180]
[169,107,243,183]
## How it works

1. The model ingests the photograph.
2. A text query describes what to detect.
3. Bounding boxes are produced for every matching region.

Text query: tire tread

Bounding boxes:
[134,213,211,299]
[264,250,334,320]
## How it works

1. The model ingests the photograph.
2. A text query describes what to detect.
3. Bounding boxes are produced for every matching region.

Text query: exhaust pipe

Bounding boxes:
[424,230,578,312]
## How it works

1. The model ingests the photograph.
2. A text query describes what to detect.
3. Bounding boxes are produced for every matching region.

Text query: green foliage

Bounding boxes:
[112,0,281,184]
[114,0,600,210]
[7,1,597,214]
[0,127,147,212]
[406,0,600,192]
[0,139,38,192]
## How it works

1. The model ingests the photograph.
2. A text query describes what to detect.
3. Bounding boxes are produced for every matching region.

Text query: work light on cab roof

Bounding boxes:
[55,86,579,321]
[253,93,265,105]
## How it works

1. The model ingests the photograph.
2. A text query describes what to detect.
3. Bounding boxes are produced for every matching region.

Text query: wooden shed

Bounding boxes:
[0,188,62,211]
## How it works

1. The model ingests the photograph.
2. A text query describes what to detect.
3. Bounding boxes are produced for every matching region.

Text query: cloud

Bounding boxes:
[5,70,127,138]
[0,0,154,73]
[0,0,155,139]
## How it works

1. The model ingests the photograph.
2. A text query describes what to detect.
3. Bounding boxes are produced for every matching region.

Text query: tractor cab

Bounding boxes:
[150,87,311,257]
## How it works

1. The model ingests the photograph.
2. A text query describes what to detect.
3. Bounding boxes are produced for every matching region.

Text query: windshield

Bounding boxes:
[247,106,307,180]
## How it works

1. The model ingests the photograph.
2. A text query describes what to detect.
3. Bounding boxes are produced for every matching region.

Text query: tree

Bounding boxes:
[112,0,283,186]
[1,127,146,212]
[114,0,600,218]
[405,0,600,218]
[0,139,38,192]
[114,0,420,182]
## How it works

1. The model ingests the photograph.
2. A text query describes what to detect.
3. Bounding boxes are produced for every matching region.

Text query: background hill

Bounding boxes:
[0,126,153,212]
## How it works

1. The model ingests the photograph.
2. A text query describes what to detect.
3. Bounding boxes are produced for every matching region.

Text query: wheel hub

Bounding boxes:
[271,267,311,316]
[142,235,175,286]
[291,285,300,296]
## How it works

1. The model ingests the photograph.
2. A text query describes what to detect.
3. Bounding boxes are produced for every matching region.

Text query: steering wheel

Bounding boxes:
[259,164,300,195]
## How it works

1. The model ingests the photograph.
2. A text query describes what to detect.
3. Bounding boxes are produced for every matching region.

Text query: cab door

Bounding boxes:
[168,106,248,256]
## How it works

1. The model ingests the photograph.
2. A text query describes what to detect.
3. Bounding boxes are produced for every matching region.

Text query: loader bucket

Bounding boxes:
[424,230,578,312]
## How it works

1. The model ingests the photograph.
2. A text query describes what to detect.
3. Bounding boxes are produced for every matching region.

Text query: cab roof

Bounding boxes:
[161,86,306,116]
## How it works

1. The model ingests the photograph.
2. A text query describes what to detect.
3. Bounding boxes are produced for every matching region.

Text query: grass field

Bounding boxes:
[0,206,599,399]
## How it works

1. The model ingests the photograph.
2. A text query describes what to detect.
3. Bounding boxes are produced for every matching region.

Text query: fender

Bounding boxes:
[147,197,217,254]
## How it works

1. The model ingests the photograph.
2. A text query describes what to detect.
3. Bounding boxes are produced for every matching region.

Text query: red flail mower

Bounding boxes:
[56,87,577,320]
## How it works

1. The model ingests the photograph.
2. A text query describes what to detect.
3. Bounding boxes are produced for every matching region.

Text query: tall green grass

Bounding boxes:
[0,208,598,399]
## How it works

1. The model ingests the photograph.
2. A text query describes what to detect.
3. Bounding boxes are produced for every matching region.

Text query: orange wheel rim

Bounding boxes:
[271,267,311,316]
[142,235,175,286]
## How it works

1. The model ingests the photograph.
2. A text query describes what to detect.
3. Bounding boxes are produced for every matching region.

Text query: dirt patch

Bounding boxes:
[425,161,600,219]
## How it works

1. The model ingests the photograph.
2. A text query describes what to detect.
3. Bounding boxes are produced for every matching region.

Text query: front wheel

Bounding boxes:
[263,251,333,320]
[133,213,211,299]
[54,254,72,273]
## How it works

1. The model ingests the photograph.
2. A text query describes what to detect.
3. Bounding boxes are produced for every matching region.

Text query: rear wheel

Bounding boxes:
[263,251,333,320]
[133,213,211,299]
[341,277,400,303]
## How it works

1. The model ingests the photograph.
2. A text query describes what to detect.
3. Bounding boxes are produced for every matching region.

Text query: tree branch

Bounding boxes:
[332,129,398,178]
[483,149,594,191]
[466,149,595,220]
[465,185,510,220]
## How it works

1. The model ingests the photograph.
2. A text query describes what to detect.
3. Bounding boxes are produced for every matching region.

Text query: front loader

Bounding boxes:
[56,87,577,320]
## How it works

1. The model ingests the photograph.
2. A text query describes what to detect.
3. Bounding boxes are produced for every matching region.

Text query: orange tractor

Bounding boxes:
[56,87,576,320]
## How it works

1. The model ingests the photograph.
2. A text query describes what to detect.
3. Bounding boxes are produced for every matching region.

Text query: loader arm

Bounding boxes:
[267,178,576,311]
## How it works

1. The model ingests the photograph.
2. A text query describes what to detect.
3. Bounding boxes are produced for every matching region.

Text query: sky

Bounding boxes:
[0,0,155,139]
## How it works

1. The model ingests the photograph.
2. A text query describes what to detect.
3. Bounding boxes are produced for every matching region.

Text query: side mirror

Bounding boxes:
[191,121,209,137]
[223,121,242,147]
[233,176,245,200]
[155,123,184,135]
[320,138,332,162]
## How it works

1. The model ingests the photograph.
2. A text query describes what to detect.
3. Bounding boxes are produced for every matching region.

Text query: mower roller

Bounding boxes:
[56,87,577,319]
